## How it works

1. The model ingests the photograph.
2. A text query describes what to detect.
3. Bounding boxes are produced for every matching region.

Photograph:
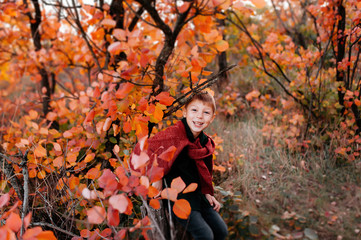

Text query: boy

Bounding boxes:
[133,91,228,240]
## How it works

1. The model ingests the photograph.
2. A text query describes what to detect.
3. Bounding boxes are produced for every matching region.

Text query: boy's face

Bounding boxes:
[183,99,215,138]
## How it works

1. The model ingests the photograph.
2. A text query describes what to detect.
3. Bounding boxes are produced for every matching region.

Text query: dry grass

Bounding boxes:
[207,115,361,239]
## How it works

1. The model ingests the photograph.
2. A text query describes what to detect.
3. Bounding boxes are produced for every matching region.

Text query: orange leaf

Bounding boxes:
[148,185,160,198]
[53,156,64,168]
[23,227,43,239]
[85,167,101,179]
[171,177,186,193]
[34,145,47,158]
[46,112,57,121]
[173,199,191,219]
[37,170,46,179]
[123,121,132,133]
[215,40,229,52]
[183,183,198,194]
[131,151,150,170]
[158,146,177,162]
[6,212,22,232]
[108,41,126,55]
[109,194,129,213]
[0,193,10,208]
[84,153,95,163]
[161,188,178,202]
[355,99,361,106]
[36,231,57,240]
[155,92,174,106]
[87,206,106,224]
[149,199,160,209]
[28,109,38,120]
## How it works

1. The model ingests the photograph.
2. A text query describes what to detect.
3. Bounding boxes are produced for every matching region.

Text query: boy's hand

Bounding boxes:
[205,194,221,212]
[152,180,163,198]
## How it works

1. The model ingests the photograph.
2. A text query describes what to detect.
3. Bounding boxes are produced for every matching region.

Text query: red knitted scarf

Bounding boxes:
[133,120,215,195]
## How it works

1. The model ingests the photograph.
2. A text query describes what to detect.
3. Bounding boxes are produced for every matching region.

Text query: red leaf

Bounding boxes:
[115,167,129,186]
[158,146,177,162]
[0,193,10,208]
[87,206,106,224]
[171,177,186,193]
[148,165,164,183]
[173,199,191,219]
[155,92,174,106]
[84,109,95,124]
[107,206,120,226]
[98,169,118,192]
[109,194,129,213]
[135,185,148,198]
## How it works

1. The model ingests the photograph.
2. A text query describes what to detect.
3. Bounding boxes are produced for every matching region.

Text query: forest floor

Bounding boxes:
[207,116,361,240]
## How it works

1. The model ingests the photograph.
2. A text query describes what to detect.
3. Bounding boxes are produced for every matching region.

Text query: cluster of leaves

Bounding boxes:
[0,193,56,239]
[1,0,268,238]
[220,0,361,159]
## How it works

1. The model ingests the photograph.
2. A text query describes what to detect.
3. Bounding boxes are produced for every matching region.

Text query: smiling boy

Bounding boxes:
[133,91,228,240]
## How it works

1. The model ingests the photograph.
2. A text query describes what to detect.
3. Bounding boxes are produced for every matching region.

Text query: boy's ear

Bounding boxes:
[182,108,186,118]
[211,113,216,123]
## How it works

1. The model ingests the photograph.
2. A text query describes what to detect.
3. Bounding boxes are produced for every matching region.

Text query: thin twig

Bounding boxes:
[31,222,79,238]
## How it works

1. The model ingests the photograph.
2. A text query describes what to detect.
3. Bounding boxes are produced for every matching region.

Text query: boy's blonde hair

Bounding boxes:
[185,91,216,113]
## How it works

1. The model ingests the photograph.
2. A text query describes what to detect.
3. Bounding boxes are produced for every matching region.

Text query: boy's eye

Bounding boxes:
[204,111,210,115]
[191,109,197,112]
